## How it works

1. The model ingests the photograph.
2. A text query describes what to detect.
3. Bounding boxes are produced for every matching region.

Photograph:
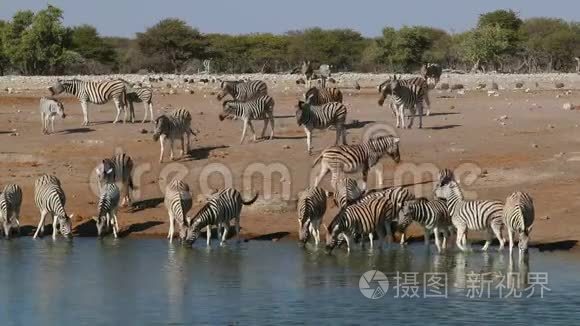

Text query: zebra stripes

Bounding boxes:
[95,153,135,206]
[304,87,343,105]
[94,182,121,238]
[183,188,259,246]
[153,108,196,163]
[39,97,66,134]
[389,76,424,129]
[313,135,400,186]
[398,198,452,252]
[332,177,365,209]
[164,179,193,242]
[126,83,154,123]
[33,175,72,239]
[296,100,347,154]
[503,192,535,253]
[0,184,22,238]
[378,76,431,117]
[48,78,128,125]
[216,80,268,101]
[297,187,330,245]
[220,95,275,144]
[420,63,443,86]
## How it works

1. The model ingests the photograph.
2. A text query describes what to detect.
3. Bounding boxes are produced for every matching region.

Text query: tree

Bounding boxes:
[70,25,117,68]
[460,25,511,72]
[0,20,8,75]
[478,9,522,31]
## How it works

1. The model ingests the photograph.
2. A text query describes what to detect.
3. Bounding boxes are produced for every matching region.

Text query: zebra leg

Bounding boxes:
[240,119,249,144]
[33,210,48,238]
[482,229,493,251]
[81,101,90,126]
[433,227,442,252]
[491,223,505,251]
[113,99,122,124]
[455,226,467,252]
[169,139,175,161]
[400,232,406,245]
[260,119,268,139]
[312,219,321,245]
[168,213,174,241]
[416,103,423,129]
[341,125,347,145]
[304,127,313,154]
[41,112,46,134]
[508,227,514,253]
[368,233,374,249]
[52,215,58,240]
[51,117,55,134]
[235,217,240,244]
[269,115,275,140]
[247,121,257,142]
[424,92,431,116]
[407,105,415,129]
[313,163,330,187]
[148,102,154,123]
[206,226,212,246]
[159,134,166,163]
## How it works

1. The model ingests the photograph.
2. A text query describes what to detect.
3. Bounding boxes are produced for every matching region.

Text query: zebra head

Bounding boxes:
[48,79,75,96]
[377,80,393,106]
[216,81,236,100]
[219,100,236,121]
[398,201,414,228]
[303,87,318,104]
[324,212,345,252]
[434,180,460,200]
[58,214,73,239]
[93,215,108,237]
[518,225,533,252]
[182,219,202,245]
[298,219,311,244]
[152,115,169,141]
[95,159,115,185]
[434,168,455,193]
[295,101,309,126]
[368,136,400,163]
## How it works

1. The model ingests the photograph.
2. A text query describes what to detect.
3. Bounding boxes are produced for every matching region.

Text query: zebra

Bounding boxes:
[95,153,135,207]
[325,196,392,252]
[434,180,504,252]
[153,108,197,163]
[312,135,400,186]
[297,187,331,245]
[296,100,347,155]
[304,87,343,105]
[182,188,259,246]
[389,76,425,129]
[219,95,275,144]
[301,61,331,88]
[33,177,72,239]
[93,182,121,238]
[420,63,443,86]
[398,198,453,252]
[216,80,268,101]
[378,76,431,116]
[125,82,154,123]
[164,179,192,243]
[332,177,365,209]
[0,184,22,238]
[39,97,66,134]
[48,78,128,125]
[503,192,535,253]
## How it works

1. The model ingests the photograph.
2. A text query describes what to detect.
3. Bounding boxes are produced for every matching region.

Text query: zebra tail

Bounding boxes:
[242,192,259,205]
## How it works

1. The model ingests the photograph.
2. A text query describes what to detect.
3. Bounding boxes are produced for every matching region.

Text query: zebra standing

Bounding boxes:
[125,83,154,123]
[164,179,192,243]
[434,180,504,252]
[420,63,443,86]
[39,97,66,134]
[296,100,347,154]
[153,108,196,163]
[503,192,535,253]
[389,76,425,129]
[48,78,128,125]
[301,61,315,88]
[182,188,259,246]
[312,135,400,186]
[0,184,22,238]
[219,95,275,144]
[332,177,365,209]
[398,198,453,252]
[33,176,72,239]
[297,187,331,245]
[378,76,431,116]
[304,87,343,105]
[216,80,268,101]
[93,182,121,238]
[95,153,135,207]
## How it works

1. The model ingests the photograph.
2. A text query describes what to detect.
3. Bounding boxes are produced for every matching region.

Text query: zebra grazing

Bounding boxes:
[434,180,504,252]
[398,198,453,252]
[0,184,22,238]
[304,87,343,105]
[389,76,425,129]
[219,95,275,144]
[332,177,365,209]
[503,192,535,253]
[297,187,331,245]
[312,135,400,186]
[95,153,135,207]
[153,108,196,163]
[48,78,128,125]
[93,183,121,238]
[420,63,443,86]
[216,80,268,101]
[296,100,347,154]
[39,97,66,134]
[182,188,259,246]
[33,176,72,239]
[325,196,392,252]
[125,82,154,123]
[164,179,192,243]
[378,76,431,116]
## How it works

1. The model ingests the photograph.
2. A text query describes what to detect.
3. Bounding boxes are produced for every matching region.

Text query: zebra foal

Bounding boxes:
[153,108,197,163]
[503,192,534,253]
[95,153,135,207]
[0,184,22,238]
[389,76,424,129]
[164,179,192,243]
[296,100,347,154]
[125,82,154,123]
[297,187,331,245]
[93,183,121,238]
[219,95,275,144]
[39,97,66,134]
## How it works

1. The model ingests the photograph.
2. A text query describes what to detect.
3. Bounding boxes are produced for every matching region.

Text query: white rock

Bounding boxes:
[563,102,574,110]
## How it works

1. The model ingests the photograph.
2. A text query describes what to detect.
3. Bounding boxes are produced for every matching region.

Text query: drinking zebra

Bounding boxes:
[297,187,331,245]
[39,97,66,134]
[296,100,347,154]
[182,188,259,246]
[48,78,128,125]
[125,82,154,123]
[93,182,121,238]
[304,87,343,105]
[153,108,197,163]
[332,177,365,209]
[164,179,192,243]
[219,95,275,144]
[0,184,22,238]
[434,180,504,252]
[398,198,453,252]
[33,176,72,239]
[216,80,268,101]
[378,76,431,116]
[420,63,443,86]
[95,153,135,207]
[312,135,400,186]
[503,192,535,253]
[389,76,425,129]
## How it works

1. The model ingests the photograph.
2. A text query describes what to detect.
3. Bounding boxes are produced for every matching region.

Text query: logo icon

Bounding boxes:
[359,270,389,299]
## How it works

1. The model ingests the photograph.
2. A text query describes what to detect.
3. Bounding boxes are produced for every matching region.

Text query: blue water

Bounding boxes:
[0,239,578,325]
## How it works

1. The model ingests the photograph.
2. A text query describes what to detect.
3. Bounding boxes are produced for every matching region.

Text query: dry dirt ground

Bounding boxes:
[1,84,580,251]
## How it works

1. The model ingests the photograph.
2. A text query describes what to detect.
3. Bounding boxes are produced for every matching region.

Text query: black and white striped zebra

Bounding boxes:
[219,95,275,144]
[164,179,192,243]
[95,153,135,207]
[332,177,365,209]
[312,135,400,186]
[93,182,121,238]
[153,108,196,163]
[297,187,331,245]
[503,192,534,253]
[39,97,66,134]
[420,63,443,86]
[48,78,128,125]
[389,76,424,129]
[296,100,347,154]
[0,184,22,238]
[216,80,268,101]
[378,76,431,116]
[33,176,72,239]
[125,83,154,123]
[434,180,504,252]
[182,188,259,246]
[304,87,343,105]
[398,198,453,252]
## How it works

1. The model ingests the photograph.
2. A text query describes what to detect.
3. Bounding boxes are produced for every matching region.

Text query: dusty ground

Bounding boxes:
[1,78,580,251]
